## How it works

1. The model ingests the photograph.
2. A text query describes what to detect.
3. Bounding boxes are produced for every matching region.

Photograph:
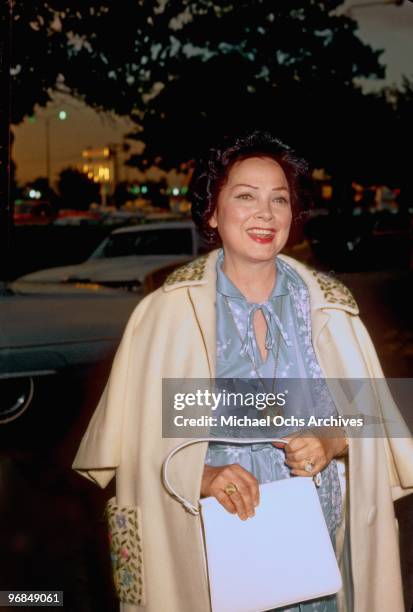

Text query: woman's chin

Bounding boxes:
[247,241,286,260]
[242,248,283,264]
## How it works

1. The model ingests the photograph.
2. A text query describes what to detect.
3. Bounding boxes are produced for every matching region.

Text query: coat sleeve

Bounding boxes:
[72,293,153,488]
[351,316,413,500]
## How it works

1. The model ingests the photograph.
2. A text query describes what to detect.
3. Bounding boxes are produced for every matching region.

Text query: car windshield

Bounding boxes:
[93,227,193,258]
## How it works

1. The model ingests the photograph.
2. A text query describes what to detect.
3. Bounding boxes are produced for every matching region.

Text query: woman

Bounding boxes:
[73,131,413,612]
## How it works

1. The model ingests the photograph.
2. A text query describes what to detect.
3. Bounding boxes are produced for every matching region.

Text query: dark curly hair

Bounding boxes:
[190,130,310,247]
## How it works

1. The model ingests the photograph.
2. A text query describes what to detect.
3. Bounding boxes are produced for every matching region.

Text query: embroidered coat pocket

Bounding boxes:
[106,497,146,606]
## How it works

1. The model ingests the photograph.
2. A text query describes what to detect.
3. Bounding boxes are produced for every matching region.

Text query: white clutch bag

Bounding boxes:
[163,437,342,612]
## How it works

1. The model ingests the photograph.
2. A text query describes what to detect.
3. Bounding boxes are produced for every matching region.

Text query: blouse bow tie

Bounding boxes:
[240,302,292,359]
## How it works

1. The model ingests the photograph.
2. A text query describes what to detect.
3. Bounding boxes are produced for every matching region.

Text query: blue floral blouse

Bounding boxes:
[205,248,342,612]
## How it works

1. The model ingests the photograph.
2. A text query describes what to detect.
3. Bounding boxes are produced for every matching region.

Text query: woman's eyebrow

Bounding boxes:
[231,183,259,190]
[231,183,289,191]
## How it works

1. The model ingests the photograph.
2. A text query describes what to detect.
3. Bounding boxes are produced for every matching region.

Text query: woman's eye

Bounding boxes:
[273,197,289,205]
[235,193,253,200]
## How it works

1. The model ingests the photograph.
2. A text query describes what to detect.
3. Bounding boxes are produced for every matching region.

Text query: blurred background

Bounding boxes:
[0,0,412,610]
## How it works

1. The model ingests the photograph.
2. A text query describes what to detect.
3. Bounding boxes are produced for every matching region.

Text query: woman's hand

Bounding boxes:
[273,427,348,477]
[201,463,259,520]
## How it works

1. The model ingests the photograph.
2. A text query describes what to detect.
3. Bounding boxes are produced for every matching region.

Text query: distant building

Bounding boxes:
[80,147,114,204]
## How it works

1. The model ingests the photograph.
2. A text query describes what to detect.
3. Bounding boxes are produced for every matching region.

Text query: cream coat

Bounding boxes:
[73,249,413,612]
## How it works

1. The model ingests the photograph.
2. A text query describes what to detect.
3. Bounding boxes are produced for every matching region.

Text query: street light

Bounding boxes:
[44,110,67,185]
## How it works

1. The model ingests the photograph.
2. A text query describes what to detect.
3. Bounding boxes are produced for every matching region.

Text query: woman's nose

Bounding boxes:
[254,199,273,220]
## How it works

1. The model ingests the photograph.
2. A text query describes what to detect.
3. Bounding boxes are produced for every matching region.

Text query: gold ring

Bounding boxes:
[224,482,238,497]
[304,458,315,473]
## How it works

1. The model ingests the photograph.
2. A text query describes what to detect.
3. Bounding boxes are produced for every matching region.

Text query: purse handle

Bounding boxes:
[162,437,322,516]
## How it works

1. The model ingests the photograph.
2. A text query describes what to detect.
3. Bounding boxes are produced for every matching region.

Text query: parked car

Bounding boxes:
[14,200,55,226]
[0,280,139,427]
[0,280,142,610]
[100,210,145,227]
[17,221,201,293]
[304,210,412,271]
[53,217,101,226]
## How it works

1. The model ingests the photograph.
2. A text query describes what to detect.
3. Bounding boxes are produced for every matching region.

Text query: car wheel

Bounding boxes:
[0,377,34,424]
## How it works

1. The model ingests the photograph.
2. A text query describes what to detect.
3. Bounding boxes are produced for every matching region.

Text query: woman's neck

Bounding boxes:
[221,252,276,303]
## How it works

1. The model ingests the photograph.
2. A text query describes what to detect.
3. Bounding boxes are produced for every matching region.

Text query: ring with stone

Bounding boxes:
[224,482,238,497]
[304,458,315,473]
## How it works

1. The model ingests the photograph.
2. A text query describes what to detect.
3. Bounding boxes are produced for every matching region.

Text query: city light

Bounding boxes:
[98,166,111,181]
[141,185,148,194]
[172,187,180,196]
[58,110,67,120]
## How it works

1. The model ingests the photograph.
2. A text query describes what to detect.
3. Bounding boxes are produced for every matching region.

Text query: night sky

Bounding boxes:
[12,1,413,186]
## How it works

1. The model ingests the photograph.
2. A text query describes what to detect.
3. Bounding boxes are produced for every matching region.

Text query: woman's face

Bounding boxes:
[208,156,292,265]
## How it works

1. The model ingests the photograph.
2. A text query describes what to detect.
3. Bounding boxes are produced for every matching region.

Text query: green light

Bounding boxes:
[130,186,140,195]
[141,185,148,195]
[28,116,36,124]
[58,110,67,120]
[181,186,188,195]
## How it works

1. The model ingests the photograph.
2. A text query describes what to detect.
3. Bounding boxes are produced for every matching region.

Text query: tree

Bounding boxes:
[112,181,132,209]
[25,177,58,208]
[10,0,190,123]
[1,1,12,280]
[10,2,382,118]
[10,0,408,185]
[379,78,413,209]
[127,0,386,173]
[57,168,101,210]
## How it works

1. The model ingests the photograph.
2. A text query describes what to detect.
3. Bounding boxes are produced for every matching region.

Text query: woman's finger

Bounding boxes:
[233,464,260,508]
[285,447,325,465]
[223,485,249,520]
[272,437,291,449]
[212,476,249,520]
[291,468,322,478]
[285,440,324,463]
[285,458,319,471]
[214,489,238,515]
[210,465,259,520]
[226,474,256,519]
[289,456,328,476]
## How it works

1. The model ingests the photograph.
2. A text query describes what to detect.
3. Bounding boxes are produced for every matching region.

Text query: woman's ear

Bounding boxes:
[208,212,218,229]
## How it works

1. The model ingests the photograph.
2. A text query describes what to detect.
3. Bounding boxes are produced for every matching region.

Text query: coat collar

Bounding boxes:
[163,248,359,316]
[164,251,217,377]
[163,249,359,377]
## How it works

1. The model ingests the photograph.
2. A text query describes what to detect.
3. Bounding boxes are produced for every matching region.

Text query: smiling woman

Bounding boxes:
[191,132,307,252]
[73,131,413,612]
[207,157,293,304]
[205,156,297,369]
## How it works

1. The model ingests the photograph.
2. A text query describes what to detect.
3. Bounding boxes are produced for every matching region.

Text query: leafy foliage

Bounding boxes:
[10,1,412,184]
[57,167,101,210]
[25,177,59,208]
